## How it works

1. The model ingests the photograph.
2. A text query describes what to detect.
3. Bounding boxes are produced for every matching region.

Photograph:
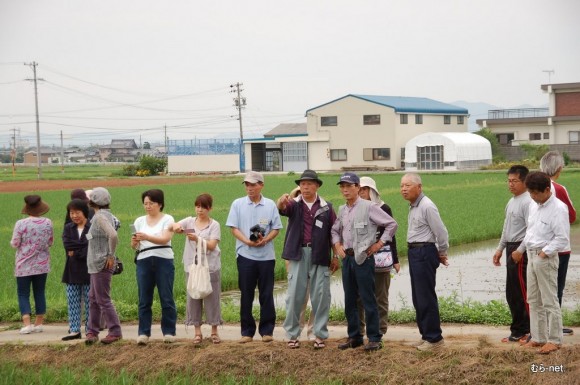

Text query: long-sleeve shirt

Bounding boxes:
[496,191,531,254]
[87,209,118,274]
[522,194,570,256]
[407,193,449,255]
[331,197,397,248]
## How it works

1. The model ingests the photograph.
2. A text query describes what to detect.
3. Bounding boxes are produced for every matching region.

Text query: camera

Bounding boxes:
[249,224,265,242]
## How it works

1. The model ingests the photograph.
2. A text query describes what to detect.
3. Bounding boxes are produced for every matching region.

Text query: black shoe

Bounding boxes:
[563,328,574,336]
[364,341,382,351]
[338,338,364,350]
[62,332,81,341]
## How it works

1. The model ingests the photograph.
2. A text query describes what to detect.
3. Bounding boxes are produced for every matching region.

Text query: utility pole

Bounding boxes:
[230,82,246,172]
[60,130,65,173]
[25,61,44,179]
[11,127,17,176]
[542,69,555,84]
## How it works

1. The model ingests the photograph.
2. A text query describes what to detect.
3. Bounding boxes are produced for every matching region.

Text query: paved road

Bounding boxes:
[1,322,577,346]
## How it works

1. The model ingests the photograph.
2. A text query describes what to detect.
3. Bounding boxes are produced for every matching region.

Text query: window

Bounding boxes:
[321,116,337,126]
[457,116,465,124]
[569,131,580,144]
[282,142,307,162]
[363,148,390,161]
[443,115,451,124]
[543,132,549,139]
[400,114,408,124]
[529,133,541,140]
[417,145,444,170]
[330,149,347,161]
[363,114,380,125]
[415,115,423,124]
[496,133,514,145]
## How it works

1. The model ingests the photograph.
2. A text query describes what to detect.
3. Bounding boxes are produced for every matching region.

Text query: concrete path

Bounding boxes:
[1,322,577,346]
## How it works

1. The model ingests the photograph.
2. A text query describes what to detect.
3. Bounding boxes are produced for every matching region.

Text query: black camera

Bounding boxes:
[249,224,265,242]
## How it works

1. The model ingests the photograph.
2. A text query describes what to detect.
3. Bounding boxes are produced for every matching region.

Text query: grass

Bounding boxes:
[1,168,579,325]
[0,164,125,181]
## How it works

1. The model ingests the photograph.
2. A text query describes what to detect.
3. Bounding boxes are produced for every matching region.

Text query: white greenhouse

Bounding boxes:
[404,132,492,171]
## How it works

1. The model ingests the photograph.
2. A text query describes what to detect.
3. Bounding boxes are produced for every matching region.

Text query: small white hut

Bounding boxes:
[404,132,492,171]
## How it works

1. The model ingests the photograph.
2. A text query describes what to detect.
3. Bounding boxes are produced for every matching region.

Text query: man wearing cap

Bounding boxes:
[277,169,338,349]
[226,171,283,343]
[400,173,448,351]
[331,172,397,351]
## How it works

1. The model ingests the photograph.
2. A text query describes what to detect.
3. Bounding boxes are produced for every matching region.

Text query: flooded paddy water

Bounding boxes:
[224,225,580,311]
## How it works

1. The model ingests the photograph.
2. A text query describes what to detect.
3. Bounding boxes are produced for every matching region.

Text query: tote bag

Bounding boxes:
[186,237,213,299]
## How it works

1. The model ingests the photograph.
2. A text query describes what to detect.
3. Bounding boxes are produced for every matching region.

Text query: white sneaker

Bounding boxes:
[163,334,176,343]
[417,339,444,351]
[136,335,149,345]
[33,325,43,333]
[19,325,34,334]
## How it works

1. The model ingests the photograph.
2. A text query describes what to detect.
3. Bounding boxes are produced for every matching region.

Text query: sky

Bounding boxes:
[1,0,579,148]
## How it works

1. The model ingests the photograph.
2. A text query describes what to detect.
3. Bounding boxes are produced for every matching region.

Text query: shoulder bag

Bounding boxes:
[186,237,213,299]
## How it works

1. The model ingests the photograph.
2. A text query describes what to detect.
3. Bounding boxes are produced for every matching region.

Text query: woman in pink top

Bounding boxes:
[10,195,53,334]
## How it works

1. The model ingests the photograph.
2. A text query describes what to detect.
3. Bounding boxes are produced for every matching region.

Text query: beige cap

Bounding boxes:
[242,171,264,184]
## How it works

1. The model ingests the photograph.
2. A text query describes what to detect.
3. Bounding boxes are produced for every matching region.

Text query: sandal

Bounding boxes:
[192,334,203,345]
[501,334,527,343]
[287,340,300,349]
[313,339,326,349]
[210,334,221,344]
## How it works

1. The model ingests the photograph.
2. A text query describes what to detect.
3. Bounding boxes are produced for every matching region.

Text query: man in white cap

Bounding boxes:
[226,171,283,343]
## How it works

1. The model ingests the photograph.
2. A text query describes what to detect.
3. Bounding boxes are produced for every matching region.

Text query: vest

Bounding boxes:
[338,199,378,265]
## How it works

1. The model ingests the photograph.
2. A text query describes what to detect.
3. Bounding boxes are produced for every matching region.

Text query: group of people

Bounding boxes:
[10,153,573,353]
[494,151,575,355]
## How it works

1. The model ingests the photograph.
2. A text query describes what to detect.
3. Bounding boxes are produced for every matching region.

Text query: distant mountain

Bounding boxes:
[450,101,500,132]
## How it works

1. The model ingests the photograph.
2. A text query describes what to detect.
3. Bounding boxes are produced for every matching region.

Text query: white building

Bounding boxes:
[404,132,492,171]
[476,82,580,160]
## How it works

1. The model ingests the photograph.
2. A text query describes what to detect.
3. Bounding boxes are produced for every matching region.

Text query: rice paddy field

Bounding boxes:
[1,169,579,323]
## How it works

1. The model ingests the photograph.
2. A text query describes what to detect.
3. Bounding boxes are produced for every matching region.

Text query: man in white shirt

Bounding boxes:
[512,172,570,354]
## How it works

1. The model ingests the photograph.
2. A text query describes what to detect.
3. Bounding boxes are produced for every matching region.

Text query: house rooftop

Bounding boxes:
[306,94,468,115]
[264,123,307,137]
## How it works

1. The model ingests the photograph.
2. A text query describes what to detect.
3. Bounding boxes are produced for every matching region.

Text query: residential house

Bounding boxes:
[476,82,580,160]
[99,139,139,162]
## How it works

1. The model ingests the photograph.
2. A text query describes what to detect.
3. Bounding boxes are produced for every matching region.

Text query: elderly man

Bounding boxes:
[226,171,283,343]
[278,169,338,349]
[400,173,448,351]
[492,165,531,343]
[331,172,397,351]
[540,151,576,336]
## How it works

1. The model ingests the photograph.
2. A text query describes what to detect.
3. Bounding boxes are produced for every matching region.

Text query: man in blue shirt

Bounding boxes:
[226,171,283,343]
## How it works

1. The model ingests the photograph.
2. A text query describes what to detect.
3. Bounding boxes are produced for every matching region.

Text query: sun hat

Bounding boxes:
[359,176,384,205]
[295,169,323,186]
[21,195,50,216]
[89,187,111,206]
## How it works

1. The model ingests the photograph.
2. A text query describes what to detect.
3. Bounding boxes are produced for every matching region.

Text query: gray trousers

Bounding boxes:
[283,247,331,340]
[184,270,223,326]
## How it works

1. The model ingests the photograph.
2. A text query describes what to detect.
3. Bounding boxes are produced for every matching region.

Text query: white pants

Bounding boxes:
[526,249,563,345]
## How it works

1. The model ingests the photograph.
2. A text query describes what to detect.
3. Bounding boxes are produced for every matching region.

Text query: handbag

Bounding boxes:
[374,244,394,269]
[186,237,213,299]
[113,258,124,275]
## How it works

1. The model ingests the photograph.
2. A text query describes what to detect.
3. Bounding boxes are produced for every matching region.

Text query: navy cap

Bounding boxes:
[337,172,360,185]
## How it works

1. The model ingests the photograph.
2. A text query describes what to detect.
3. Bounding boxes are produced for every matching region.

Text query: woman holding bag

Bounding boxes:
[173,193,223,345]
[131,189,176,345]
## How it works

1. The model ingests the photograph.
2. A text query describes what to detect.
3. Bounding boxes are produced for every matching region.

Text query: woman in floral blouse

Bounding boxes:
[10,195,53,334]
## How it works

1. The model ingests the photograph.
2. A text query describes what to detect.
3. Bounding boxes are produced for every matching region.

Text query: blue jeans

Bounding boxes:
[408,244,443,343]
[16,274,47,316]
[342,255,382,342]
[237,255,276,337]
[136,257,177,337]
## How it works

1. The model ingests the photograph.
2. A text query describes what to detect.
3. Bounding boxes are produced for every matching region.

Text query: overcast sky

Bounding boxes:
[1,0,579,148]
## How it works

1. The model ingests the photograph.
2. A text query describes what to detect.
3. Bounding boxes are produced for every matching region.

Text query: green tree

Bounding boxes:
[475,128,504,162]
[519,143,549,161]
[143,142,151,150]
[138,155,166,175]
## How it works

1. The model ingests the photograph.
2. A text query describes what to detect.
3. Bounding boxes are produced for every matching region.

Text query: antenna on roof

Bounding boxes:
[542,69,555,83]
